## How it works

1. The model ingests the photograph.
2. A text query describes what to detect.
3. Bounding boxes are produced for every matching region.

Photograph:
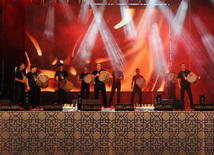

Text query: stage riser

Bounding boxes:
[0,111,213,154]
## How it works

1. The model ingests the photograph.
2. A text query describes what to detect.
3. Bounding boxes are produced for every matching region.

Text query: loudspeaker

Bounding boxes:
[161,99,174,105]
[173,100,185,110]
[194,104,213,111]
[1,104,20,111]
[154,104,173,110]
[155,98,175,111]
[44,105,62,111]
[156,94,162,104]
[200,94,205,105]
[81,99,102,111]
[115,104,134,111]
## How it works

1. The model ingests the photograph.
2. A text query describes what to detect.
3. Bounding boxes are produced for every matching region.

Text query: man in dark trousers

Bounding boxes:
[131,68,145,105]
[26,65,41,110]
[108,64,124,107]
[92,63,107,108]
[165,66,176,99]
[79,66,90,99]
[15,63,26,107]
[177,63,194,109]
[54,64,68,104]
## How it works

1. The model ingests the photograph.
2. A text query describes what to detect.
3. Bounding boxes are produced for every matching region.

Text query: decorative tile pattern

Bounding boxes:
[0,111,213,155]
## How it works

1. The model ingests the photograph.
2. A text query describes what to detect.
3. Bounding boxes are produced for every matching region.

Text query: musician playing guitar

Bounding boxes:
[177,63,194,109]
[54,63,68,104]
[92,63,108,108]
[15,63,26,108]
[79,66,90,99]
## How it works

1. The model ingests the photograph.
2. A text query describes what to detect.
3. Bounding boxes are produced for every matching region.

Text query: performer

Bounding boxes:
[108,64,124,107]
[15,63,26,107]
[26,65,41,109]
[131,68,145,105]
[165,66,176,99]
[79,66,90,99]
[54,64,68,104]
[177,63,193,109]
[92,63,107,108]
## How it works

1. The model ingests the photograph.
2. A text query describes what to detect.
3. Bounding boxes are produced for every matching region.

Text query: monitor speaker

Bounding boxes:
[161,99,174,105]
[0,99,19,111]
[44,105,62,111]
[1,104,20,111]
[194,104,213,111]
[115,104,134,111]
[154,104,173,110]
[75,99,102,111]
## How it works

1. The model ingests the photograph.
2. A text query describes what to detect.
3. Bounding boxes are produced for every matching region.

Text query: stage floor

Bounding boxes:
[0,110,213,155]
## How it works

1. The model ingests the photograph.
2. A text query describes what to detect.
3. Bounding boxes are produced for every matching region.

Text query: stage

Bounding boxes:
[1,0,214,154]
[0,110,213,154]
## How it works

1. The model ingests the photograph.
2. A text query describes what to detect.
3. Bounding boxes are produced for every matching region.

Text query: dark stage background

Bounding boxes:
[0,0,214,106]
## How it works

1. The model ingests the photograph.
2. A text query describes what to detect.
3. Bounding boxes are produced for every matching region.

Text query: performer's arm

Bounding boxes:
[92,71,100,78]
[177,78,181,89]
[65,72,71,81]
[54,72,58,81]
[131,79,134,90]
[26,78,30,91]
[15,77,25,83]
[79,78,84,81]
[189,71,193,75]
[91,71,95,78]
[54,73,61,84]
[120,71,124,80]
[79,73,84,81]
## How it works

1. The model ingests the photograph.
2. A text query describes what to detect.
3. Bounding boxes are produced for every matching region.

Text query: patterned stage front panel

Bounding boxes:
[0,111,213,155]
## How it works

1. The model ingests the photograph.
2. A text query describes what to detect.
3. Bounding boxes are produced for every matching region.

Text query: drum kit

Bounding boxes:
[136,77,146,89]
